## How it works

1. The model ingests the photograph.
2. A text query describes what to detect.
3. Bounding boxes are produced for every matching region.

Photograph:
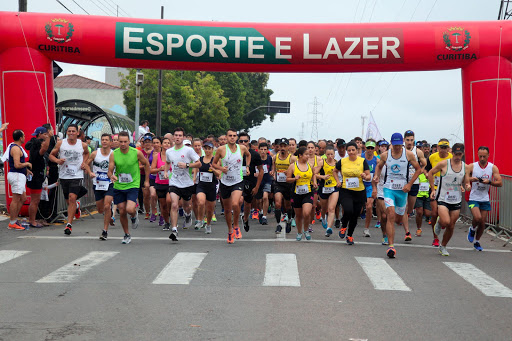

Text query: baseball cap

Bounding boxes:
[390,133,404,145]
[31,126,47,136]
[142,135,153,141]
[336,139,346,147]
[203,141,214,148]
[365,141,376,148]
[415,141,423,148]
[452,144,464,154]
[278,138,289,145]
[183,139,192,145]
[438,140,450,147]
[378,140,389,146]
[85,136,92,141]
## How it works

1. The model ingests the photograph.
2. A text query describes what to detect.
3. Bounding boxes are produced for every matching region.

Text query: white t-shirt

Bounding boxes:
[334,150,347,161]
[166,145,199,188]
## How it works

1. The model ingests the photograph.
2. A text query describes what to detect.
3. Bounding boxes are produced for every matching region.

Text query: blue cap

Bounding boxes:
[31,127,47,136]
[390,133,403,145]
[203,141,214,148]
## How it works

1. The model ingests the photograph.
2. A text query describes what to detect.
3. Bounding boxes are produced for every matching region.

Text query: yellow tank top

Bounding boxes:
[341,157,365,191]
[275,153,292,173]
[429,152,453,189]
[293,162,312,194]
[322,160,337,188]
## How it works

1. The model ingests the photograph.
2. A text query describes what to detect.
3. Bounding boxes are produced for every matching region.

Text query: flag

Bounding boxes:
[366,112,382,141]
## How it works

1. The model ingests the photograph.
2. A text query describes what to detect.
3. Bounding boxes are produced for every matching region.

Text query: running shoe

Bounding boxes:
[325,227,333,237]
[227,232,234,244]
[261,217,268,225]
[8,222,25,230]
[275,224,282,234]
[375,221,381,228]
[285,221,292,233]
[184,214,192,229]
[360,212,366,220]
[194,220,203,230]
[291,218,296,228]
[169,228,178,241]
[404,232,412,242]
[363,228,371,237]
[439,245,450,256]
[110,217,115,226]
[131,212,139,229]
[382,236,389,245]
[321,218,328,229]
[304,231,312,240]
[387,246,396,258]
[122,234,131,244]
[434,218,442,236]
[75,201,81,219]
[162,223,170,231]
[145,212,150,220]
[335,219,341,229]
[99,230,108,240]
[220,209,224,216]
[432,238,440,247]
[311,219,315,225]
[205,225,212,234]
[64,223,72,235]
[308,225,313,233]
[149,214,157,223]
[474,242,483,251]
[467,228,476,243]
[158,215,165,226]
[339,227,347,239]
[415,229,422,237]
[258,212,263,224]
[346,236,354,245]
[281,213,288,223]
[243,220,250,232]
[252,210,259,220]
[315,211,321,220]
[178,208,184,217]
[296,233,303,241]
[212,214,217,222]
[234,227,242,239]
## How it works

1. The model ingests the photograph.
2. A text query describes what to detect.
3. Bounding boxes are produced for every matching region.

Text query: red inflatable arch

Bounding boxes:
[1,11,511,205]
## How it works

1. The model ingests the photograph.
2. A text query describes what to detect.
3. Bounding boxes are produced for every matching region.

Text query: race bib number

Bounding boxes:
[322,186,335,194]
[119,173,133,183]
[41,189,49,201]
[476,183,488,191]
[390,179,406,190]
[445,191,461,203]
[346,177,359,189]
[65,165,79,176]
[295,184,310,195]
[262,165,268,173]
[199,172,213,183]
[96,181,109,191]
[277,172,287,183]
[225,175,235,182]
[434,176,440,186]
[419,182,430,192]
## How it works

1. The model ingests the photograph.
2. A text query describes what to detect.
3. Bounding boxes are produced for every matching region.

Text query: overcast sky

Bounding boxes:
[4,0,499,143]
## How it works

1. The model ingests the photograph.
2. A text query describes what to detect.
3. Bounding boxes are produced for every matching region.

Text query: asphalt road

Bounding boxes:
[0,211,511,341]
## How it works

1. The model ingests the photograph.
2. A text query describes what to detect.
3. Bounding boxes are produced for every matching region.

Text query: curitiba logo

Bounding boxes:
[443,27,470,52]
[45,18,74,43]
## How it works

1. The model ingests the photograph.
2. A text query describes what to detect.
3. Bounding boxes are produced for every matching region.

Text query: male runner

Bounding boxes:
[212,128,251,243]
[466,146,502,251]
[272,138,296,233]
[363,140,378,237]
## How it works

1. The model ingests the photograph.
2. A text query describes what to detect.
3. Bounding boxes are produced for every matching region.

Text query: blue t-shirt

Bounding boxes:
[260,156,273,184]
[363,155,378,187]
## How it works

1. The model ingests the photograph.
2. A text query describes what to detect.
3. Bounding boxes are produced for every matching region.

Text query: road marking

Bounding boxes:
[356,257,411,291]
[0,250,30,265]
[153,252,207,285]
[36,251,119,283]
[18,235,512,253]
[263,253,300,287]
[0,216,9,221]
[444,262,512,298]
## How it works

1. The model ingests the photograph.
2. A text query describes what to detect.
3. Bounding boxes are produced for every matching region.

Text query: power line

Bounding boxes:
[424,0,439,21]
[89,0,112,15]
[71,0,90,14]
[56,0,74,14]
[105,0,131,16]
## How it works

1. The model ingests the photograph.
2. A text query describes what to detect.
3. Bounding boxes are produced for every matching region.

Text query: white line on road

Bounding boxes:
[18,235,512,253]
[0,250,30,265]
[0,216,9,221]
[36,251,119,283]
[356,257,411,291]
[263,253,300,287]
[443,262,512,298]
[153,252,207,285]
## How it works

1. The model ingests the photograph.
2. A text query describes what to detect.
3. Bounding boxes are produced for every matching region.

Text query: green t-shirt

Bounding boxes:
[113,147,140,190]
[417,173,429,198]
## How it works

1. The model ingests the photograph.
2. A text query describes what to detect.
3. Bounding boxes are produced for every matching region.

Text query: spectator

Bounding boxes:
[85,136,93,154]
[39,123,59,223]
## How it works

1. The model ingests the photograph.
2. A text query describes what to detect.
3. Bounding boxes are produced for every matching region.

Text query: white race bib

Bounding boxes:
[41,189,49,201]
[65,165,79,176]
[158,171,166,181]
[419,182,430,192]
[96,181,109,191]
[434,176,440,186]
[390,179,406,190]
[119,173,133,183]
[295,184,310,195]
[322,186,335,194]
[262,164,268,173]
[346,177,360,189]
[225,175,235,182]
[476,182,488,191]
[445,191,461,203]
[199,172,213,183]
[277,172,287,183]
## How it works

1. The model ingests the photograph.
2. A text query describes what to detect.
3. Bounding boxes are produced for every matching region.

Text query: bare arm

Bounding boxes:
[107,152,117,182]
[39,135,50,156]
[427,160,447,199]
[137,150,150,188]
[85,150,97,178]
[285,163,296,183]
[81,142,90,170]
[491,165,503,187]
[373,154,387,182]
[49,140,65,165]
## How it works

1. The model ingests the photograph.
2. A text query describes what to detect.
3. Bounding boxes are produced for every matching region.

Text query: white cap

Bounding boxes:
[183,139,192,145]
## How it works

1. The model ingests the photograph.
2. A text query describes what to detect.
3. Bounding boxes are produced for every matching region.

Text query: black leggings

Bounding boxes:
[340,188,366,237]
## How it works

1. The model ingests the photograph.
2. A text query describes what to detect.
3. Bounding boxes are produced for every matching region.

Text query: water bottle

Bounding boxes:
[26,173,32,182]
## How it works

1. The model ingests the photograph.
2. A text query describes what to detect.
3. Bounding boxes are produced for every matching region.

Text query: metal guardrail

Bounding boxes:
[459,174,512,247]
[51,173,96,223]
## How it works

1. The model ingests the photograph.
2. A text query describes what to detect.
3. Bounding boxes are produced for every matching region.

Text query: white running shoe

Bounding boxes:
[363,228,371,237]
[131,212,139,229]
[205,225,212,234]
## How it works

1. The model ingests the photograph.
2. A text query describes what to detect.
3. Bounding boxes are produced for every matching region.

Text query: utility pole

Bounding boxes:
[361,115,368,138]
[134,70,144,142]
[19,0,27,12]
[155,6,164,136]
[310,97,321,141]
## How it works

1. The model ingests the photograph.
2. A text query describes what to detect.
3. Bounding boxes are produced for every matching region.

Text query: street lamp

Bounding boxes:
[134,69,144,142]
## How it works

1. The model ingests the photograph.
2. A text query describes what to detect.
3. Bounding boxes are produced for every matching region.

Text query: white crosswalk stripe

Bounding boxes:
[36,251,119,283]
[263,253,300,287]
[153,252,208,285]
[355,257,411,291]
[0,250,30,265]
[443,262,512,298]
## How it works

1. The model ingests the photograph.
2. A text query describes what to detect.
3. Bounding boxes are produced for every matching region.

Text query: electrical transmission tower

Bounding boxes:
[498,0,512,20]
[309,97,321,141]
[299,122,305,141]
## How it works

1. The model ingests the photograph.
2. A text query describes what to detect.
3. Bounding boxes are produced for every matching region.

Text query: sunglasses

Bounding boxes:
[366,147,375,149]
[239,139,249,143]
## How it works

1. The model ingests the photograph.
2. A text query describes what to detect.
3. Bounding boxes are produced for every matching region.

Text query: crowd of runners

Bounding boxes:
[5,124,503,258]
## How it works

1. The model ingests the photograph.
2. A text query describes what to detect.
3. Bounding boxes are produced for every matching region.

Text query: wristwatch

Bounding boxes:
[186,163,190,168]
